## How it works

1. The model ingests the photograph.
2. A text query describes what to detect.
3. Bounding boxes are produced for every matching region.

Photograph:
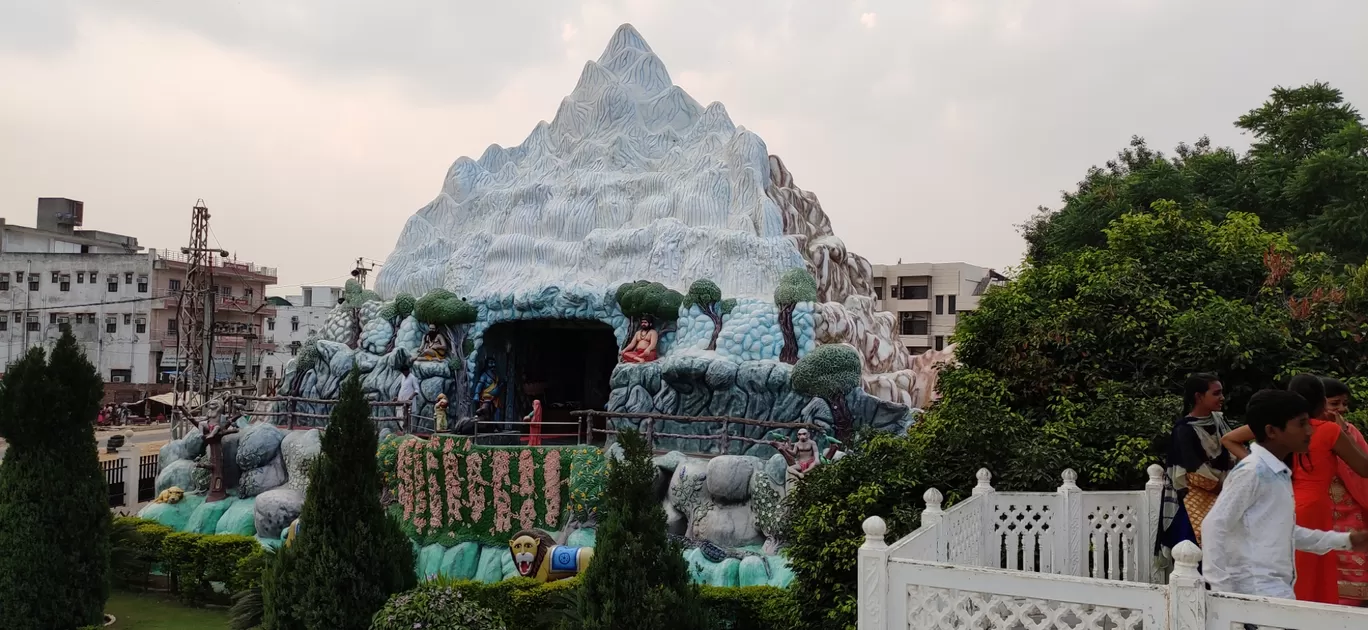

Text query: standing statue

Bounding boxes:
[433,393,449,432]
[417,324,449,361]
[186,399,240,503]
[619,316,659,363]
[473,357,504,429]
[521,399,543,446]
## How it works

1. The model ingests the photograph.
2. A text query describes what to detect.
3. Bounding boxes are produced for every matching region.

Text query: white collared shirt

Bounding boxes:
[1202,442,1352,598]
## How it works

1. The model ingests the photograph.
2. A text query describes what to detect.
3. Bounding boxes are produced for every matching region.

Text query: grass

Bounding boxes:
[105,591,230,630]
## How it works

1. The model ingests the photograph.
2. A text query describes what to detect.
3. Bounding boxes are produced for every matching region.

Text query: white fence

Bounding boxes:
[859,466,1368,629]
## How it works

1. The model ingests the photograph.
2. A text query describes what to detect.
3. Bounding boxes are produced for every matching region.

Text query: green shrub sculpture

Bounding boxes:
[773,269,817,363]
[614,280,684,347]
[683,279,736,351]
[0,330,111,630]
[790,343,862,440]
[371,582,507,630]
[263,369,416,629]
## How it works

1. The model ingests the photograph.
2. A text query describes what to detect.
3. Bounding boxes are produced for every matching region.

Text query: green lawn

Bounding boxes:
[105,591,230,630]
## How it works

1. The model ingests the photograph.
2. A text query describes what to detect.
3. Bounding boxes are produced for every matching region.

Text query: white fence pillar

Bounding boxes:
[858,516,889,630]
[1143,463,1165,583]
[973,469,996,568]
[1056,469,1085,577]
[1166,541,1205,630]
[922,488,946,562]
[119,445,141,510]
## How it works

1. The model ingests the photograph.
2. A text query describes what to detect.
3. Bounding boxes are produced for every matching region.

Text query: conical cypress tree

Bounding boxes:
[0,331,111,629]
[577,429,709,630]
[262,368,415,630]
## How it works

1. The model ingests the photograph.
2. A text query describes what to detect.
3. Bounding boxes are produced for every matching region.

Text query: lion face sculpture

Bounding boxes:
[507,528,593,583]
[508,529,552,578]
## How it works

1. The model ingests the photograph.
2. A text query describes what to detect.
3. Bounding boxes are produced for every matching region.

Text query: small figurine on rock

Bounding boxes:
[619,316,659,363]
[434,393,449,432]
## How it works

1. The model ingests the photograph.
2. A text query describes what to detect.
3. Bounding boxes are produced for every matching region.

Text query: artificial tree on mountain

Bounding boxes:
[774,269,817,364]
[791,343,862,440]
[682,279,736,351]
[377,293,416,353]
[577,429,709,630]
[614,280,684,346]
[0,330,111,630]
[338,279,382,349]
[262,369,415,630]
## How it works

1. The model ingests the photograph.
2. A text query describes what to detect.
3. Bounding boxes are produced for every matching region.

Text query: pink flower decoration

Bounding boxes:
[517,498,536,531]
[397,441,416,521]
[543,450,562,527]
[516,450,535,497]
[491,451,512,533]
[444,449,463,524]
[465,452,486,521]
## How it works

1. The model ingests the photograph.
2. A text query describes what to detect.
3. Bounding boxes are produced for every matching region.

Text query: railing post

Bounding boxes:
[1167,541,1205,630]
[858,516,889,630]
[973,468,995,568]
[1144,463,1165,583]
[1056,469,1085,577]
[120,446,141,509]
[286,398,296,431]
[644,418,655,447]
[922,488,946,562]
[719,418,730,454]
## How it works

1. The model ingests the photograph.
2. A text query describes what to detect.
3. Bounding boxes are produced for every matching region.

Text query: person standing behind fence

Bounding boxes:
[396,364,420,430]
[1158,373,1234,567]
[1322,377,1368,606]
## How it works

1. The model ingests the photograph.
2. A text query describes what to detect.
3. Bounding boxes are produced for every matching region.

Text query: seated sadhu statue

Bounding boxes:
[619,316,659,363]
[417,324,448,361]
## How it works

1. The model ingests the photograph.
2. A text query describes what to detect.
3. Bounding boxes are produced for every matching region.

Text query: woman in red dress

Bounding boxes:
[1323,377,1368,605]
[1222,373,1368,604]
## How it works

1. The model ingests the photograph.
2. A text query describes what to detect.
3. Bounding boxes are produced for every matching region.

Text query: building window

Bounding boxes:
[28,277,39,291]
[872,283,883,300]
[897,279,929,300]
[51,271,60,283]
[75,313,84,324]
[167,319,178,334]
[291,316,299,332]
[0,273,9,291]
[136,319,146,334]
[77,271,84,284]
[267,318,275,331]
[60,276,71,292]
[899,312,929,336]
[110,369,132,383]
[49,313,57,324]
[244,287,254,301]
[169,278,181,292]
[26,317,39,332]
[948,294,957,315]
[220,285,232,298]
[89,270,97,282]
[123,313,132,325]
[106,318,117,334]
[108,276,118,292]
[12,313,20,323]
[935,295,944,315]
[14,271,22,283]
[125,272,133,285]
[137,278,148,293]
[290,342,300,357]
[934,335,945,351]
[0,320,7,331]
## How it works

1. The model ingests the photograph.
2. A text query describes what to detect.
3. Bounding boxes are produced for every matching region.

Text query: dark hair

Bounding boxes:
[1322,377,1350,400]
[399,364,411,375]
[1287,373,1326,418]
[1182,373,1220,413]
[1245,389,1310,442]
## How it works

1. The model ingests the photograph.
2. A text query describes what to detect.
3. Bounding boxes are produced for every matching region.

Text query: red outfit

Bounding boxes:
[1331,423,1368,604]
[1293,419,1343,604]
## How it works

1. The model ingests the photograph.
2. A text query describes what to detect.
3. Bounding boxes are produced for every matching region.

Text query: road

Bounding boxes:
[0,424,173,461]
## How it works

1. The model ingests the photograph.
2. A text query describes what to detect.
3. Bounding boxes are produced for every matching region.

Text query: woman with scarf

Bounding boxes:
[1158,373,1234,568]
[1323,377,1368,605]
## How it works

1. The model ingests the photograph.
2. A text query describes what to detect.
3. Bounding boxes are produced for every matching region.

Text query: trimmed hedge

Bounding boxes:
[111,516,260,604]
[403,577,797,630]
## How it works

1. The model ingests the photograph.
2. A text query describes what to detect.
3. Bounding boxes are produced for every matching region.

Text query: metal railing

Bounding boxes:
[223,395,412,432]
[572,410,823,453]
[136,454,158,503]
[101,459,126,508]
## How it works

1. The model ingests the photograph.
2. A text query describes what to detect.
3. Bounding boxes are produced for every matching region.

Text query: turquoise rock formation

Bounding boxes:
[138,494,206,532]
[215,497,257,536]
[184,498,237,535]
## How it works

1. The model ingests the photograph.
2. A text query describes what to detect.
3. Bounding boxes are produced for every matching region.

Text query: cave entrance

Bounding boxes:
[478,319,619,446]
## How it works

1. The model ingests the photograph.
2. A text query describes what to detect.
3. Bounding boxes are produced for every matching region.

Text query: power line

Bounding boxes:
[1,294,163,314]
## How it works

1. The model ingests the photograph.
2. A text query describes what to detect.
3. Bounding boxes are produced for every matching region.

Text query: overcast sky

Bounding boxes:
[2,1,1365,294]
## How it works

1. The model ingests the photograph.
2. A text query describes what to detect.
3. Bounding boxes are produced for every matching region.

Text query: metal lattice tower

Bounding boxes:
[174,201,212,407]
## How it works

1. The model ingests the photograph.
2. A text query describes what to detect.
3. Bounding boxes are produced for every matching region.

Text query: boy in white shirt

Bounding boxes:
[1202,389,1368,599]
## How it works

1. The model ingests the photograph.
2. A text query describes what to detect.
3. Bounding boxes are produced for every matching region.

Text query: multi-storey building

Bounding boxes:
[149,252,278,384]
[870,262,1007,355]
[258,286,342,383]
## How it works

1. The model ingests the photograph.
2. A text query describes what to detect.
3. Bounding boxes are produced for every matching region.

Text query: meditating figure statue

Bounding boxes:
[417,324,448,361]
[619,316,659,364]
[775,428,820,484]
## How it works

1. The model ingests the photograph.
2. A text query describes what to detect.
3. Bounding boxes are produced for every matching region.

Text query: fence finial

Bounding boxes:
[973,468,994,495]
[862,516,888,547]
[923,488,944,513]
[1172,540,1202,575]
[1146,464,1165,484]
[1060,468,1079,489]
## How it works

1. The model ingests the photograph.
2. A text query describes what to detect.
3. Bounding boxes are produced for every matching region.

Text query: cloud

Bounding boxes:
[860,12,878,28]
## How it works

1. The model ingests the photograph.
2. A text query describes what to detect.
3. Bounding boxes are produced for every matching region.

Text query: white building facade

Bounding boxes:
[870,262,1007,355]
[259,286,342,383]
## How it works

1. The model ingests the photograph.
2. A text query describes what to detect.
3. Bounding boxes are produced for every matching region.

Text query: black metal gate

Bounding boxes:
[102,459,126,508]
[137,454,158,503]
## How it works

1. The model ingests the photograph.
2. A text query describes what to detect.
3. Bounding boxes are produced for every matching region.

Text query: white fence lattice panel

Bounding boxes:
[1081,493,1146,581]
[907,585,1145,630]
[989,494,1058,573]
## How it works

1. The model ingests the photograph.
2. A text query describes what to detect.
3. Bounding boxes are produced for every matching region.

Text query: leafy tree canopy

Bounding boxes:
[1023,82,1368,267]
[614,280,684,324]
[791,344,862,400]
[774,269,818,305]
[414,289,478,326]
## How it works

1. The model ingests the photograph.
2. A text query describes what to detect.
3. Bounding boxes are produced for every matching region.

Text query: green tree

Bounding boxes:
[790,344,862,440]
[0,330,111,629]
[774,269,818,364]
[262,368,415,630]
[1023,82,1368,266]
[682,279,736,351]
[577,429,708,630]
[613,281,684,345]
